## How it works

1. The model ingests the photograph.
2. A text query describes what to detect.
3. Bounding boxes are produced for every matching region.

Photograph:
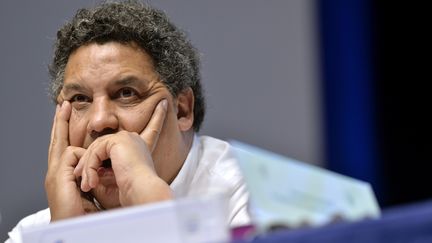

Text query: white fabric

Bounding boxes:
[6,135,250,243]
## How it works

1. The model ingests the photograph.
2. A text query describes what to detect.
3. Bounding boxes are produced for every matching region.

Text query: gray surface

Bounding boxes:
[0,0,321,239]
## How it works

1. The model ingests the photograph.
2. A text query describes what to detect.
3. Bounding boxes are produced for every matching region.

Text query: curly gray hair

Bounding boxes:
[49,0,205,131]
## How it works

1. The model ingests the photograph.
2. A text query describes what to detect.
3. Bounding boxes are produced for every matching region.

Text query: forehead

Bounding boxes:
[63,41,159,87]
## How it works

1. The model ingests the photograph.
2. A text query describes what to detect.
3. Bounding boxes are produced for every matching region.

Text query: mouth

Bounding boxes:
[98,159,116,184]
[102,159,112,168]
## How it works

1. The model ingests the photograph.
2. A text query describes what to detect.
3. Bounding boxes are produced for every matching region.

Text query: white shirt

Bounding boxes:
[6,135,250,243]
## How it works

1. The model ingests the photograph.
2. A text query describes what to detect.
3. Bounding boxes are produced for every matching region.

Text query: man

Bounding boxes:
[7,1,249,242]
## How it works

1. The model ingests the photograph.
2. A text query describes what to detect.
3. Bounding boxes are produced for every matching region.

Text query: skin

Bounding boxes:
[45,41,195,221]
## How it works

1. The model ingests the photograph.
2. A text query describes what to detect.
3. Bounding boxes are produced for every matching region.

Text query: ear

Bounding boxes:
[175,87,194,132]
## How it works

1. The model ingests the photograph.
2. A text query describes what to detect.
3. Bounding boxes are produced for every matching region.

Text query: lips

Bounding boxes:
[97,159,116,187]
[98,159,115,179]
[97,165,115,183]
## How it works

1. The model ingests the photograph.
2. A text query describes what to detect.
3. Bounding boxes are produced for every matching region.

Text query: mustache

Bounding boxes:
[90,128,117,140]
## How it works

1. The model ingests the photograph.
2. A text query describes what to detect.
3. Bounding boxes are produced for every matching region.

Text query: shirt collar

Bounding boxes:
[169,134,200,198]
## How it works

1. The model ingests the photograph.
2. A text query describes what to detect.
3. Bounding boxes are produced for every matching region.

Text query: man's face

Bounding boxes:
[60,41,191,208]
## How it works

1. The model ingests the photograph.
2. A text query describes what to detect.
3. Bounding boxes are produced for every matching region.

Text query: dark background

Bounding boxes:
[374,2,431,206]
[317,0,431,206]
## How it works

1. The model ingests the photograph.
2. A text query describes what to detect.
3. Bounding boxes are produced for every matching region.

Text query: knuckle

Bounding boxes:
[130,131,139,139]
[44,178,51,189]
[117,130,139,140]
[63,146,75,155]
[51,137,57,147]
[45,171,57,188]
[118,130,128,135]
[117,130,130,138]
[148,128,160,136]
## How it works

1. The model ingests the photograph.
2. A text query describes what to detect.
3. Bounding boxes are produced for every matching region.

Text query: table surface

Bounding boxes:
[233,200,432,243]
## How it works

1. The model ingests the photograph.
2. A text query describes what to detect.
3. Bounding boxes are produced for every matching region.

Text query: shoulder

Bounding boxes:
[197,136,243,184]
[6,208,51,243]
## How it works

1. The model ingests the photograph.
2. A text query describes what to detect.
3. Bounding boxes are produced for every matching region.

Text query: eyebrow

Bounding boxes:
[62,76,151,94]
[62,83,86,94]
[112,76,150,88]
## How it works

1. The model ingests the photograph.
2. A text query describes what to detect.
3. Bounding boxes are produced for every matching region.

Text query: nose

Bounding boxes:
[87,97,119,138]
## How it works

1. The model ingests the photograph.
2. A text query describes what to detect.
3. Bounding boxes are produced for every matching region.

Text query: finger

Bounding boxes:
[73,149,87,178]
[46,146,85,193]
[81,196,100,214]
[73,136,104,178]
[49,101,72,166]
[48,104,60,161]
[81,154,102,192]
[140,99,167,152]
[62,146,86,168]
[79,139,110,192]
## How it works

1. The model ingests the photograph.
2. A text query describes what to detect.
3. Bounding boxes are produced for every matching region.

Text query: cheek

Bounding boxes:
[69,109,88,147]
[118,105,153,133]
[156,110,178,147]
[118,95,177,137]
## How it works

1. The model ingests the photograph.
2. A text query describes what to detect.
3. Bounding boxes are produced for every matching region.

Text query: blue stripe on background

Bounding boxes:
[318,0,381,203]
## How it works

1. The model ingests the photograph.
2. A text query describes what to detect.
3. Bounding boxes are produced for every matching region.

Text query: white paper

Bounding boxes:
[21,194,229,243]
[231,140,381,232]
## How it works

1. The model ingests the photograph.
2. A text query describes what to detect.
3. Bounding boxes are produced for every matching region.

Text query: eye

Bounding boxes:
[70,94,90,103]
[117,87,139,100]
[68,94,91,110]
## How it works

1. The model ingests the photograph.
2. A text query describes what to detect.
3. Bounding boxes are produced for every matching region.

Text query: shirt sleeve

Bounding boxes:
[5,208,51,243]
[228,181,251,227]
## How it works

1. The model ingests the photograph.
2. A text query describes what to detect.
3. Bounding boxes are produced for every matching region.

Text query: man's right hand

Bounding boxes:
[45,101,98,222]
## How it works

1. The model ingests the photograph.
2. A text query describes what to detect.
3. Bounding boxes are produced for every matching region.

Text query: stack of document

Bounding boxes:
[231,141,381,232]
[22,195,229,243]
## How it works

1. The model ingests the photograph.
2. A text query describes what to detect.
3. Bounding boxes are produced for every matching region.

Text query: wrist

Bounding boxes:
[122,174,173,206]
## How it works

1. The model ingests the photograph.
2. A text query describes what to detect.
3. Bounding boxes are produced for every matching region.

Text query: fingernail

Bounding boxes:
[81,175,87,191]
[61,101,71,112]
[161,99,168,110]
